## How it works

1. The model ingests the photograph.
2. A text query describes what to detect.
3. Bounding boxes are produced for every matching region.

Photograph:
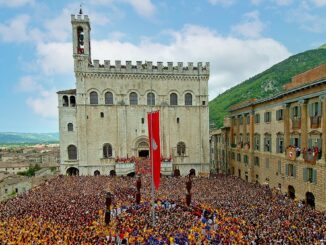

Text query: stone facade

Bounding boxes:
[211,67,326,210]
[57,13,210,176]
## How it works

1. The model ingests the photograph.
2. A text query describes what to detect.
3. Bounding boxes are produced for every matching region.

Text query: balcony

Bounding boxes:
[292,118,301,130]
[310,116,321,129]
[303,148,322,164]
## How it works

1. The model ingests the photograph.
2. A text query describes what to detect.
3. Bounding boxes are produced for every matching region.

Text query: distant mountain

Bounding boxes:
[0,132,59,144]
[209,48,326,128]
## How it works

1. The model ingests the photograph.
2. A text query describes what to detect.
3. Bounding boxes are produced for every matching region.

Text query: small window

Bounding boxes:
[276,109,283,121]
[147,92,155,106]
[202,101,206,105]
[276,134,284,153]
[100,112,104,118]
[130,92,138,105]
[291,106,301,119]
[177,117,180,123]
[177,142,186,156]
[255,114,260,123]
[105,92,114,105]
[185,93,192,106]
[170,93,178,106]
[254,134,260,151]
[239,116,243,125]
[286,164,296,177]
[254,156,260,166]
[67,123,73,132]
[141,118,144,124]
[70,96,76,107]
[264,134,272,152]
[67,145,77,160]
[303,168,317,184]
[264,112,271,123]
[90,91,98,105]
[103,143,112,158]
[246,115,250,124]
[15,188,18,193]
[63,95,69,107]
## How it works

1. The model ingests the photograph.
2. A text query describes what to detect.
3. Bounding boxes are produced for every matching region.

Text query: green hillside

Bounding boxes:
[209,48,326,128]
[0,132,59,144]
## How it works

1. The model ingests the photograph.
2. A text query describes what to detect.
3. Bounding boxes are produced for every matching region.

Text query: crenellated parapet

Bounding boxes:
[71,14,90,24]
[87,60,210,76]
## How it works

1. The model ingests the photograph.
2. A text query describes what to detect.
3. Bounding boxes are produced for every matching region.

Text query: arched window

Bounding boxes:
[67,123,73,132]
[177,142,186,156]
[185,93,192,106]
[70,96,76,107]
[147,92,155,106]
[103,143,112,158]
[90,91,98,105]
[77,26,84,54]
[130,92,138,105]
[170,93,178,106]
[63,95,69,107]
[67,145,77,160]
[105,92,113,105]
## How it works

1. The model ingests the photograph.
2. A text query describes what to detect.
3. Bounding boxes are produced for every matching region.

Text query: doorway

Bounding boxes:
[288,185,295,199]
[306,192,315,208]
[66,167,79,176]
[139,150,149,158]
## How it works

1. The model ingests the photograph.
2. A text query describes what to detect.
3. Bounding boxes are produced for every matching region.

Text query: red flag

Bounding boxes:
[147,111,161,190]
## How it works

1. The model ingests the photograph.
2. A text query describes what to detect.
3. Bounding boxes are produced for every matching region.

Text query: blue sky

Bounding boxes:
[0,0,325,133]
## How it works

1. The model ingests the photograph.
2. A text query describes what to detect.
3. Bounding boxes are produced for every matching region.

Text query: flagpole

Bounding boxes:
[150,62,155,227]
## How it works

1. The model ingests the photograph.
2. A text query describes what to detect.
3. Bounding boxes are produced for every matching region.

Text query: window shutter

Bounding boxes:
[308,138,312,148]
[276,137,279,153]
[290,138,294,146]
[298,106,301,118]
[293,165,296,178]
[312,169,317,184]
[285,164,289,176]
[269,138,272,152]
[318,102,322,117]
[278,161,281,174]
[276,110,279,120]
[308,103,313,117]
[298,136,301,148]
[303,168,308,182]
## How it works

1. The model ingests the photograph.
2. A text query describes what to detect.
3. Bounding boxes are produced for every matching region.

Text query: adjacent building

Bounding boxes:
[57,11,210,176]
[211,64,326,210]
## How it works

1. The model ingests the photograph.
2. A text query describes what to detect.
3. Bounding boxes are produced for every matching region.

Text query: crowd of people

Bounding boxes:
[0,174,325,244]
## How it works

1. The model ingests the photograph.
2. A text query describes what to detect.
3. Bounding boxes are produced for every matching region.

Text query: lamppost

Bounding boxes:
[186,174,192,206]
[105,192,112,225]
[136,176,141,204]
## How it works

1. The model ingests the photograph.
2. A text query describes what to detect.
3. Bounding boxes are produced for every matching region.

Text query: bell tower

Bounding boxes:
[71,7,91,69]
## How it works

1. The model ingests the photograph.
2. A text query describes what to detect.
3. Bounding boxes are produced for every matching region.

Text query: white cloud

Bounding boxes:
[208,0,236,6]
[231,11,265,38]
[26,90,58,118]
[0,0,34,7]
[36,42,73,75]
[124,0,155,17]
[310,0,326,6]
[89,0,155,17]
[88,25,290,100]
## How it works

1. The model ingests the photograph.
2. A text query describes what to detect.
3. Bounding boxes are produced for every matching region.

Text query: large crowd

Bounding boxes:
[0,174,325,244]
